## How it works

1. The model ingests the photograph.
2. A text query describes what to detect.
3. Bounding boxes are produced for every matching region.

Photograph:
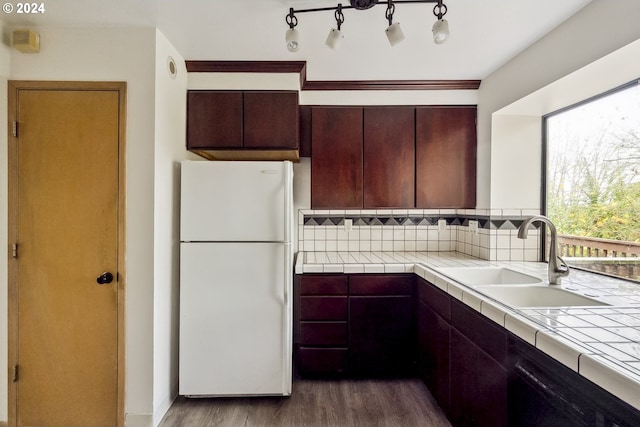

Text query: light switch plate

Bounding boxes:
[438,219,447,232]
[344,218,353,231]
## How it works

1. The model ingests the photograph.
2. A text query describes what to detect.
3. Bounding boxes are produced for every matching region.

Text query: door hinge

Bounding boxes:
[13,365,18,382]
[12,121,18,138]
[12,243,18,259]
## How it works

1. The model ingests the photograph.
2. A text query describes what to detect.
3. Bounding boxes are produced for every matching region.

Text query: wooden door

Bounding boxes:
[8,82,126,427]
[363,107,415,208]
[311,107,363,208]
[416,106,477,208]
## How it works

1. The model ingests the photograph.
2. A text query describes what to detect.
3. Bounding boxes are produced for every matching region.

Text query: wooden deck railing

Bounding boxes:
[557,235,640,280]
[557,235,640,258]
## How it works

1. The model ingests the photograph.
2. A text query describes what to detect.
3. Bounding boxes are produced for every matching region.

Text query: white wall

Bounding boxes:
[489,114,542,210]
[6,26,158,425]
[478,0,640,210]
[0,19,11,424]
[152,29,196,426]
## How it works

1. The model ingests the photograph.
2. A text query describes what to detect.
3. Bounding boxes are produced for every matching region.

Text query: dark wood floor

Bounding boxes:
[158,378,451,427]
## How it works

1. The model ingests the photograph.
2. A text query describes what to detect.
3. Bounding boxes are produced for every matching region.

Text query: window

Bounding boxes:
[544,80,640,282]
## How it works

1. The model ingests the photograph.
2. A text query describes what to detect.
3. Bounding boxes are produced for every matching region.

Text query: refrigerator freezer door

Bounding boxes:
[179,242,292,396]
[180,160,292,242]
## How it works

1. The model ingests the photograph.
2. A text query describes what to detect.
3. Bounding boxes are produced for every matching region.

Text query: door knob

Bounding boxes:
[97,272,114,285]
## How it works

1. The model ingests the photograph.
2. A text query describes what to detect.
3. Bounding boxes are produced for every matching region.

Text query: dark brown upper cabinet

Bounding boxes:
[186,90,299,160]
[416,106,477,208]
[299,106,312,157]
[243,91,299,149]
[311,106,415,209]
[309,105,477,209]
[364,107,415,208]
[187,91,243,149]
[311,107,363,209]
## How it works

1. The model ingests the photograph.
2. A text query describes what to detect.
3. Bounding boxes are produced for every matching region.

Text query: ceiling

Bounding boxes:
[1,0,593,81]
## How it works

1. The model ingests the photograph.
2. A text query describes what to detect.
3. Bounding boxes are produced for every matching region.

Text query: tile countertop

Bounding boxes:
[295,251,640,411]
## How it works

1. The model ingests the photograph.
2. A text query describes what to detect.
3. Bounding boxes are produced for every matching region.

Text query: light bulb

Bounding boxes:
[325,28,343,49]
[286,28,299,52]
[385,22,404,46]
[432,19,449,44]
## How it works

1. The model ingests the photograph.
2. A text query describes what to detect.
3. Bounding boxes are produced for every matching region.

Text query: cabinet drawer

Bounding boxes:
[298,348,348,374]
[300,296,347,320]
[349,275,413,295]
[299,275,348,295]
[299,322,348,346]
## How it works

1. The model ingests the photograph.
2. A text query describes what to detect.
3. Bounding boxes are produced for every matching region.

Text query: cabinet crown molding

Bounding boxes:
[185,60,481,91]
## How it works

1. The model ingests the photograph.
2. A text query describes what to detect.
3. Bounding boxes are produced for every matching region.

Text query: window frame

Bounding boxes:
[541,78,640,280]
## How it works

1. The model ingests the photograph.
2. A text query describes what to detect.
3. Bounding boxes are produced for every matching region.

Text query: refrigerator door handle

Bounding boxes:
[284,161,293,244]
[282,240,293,394]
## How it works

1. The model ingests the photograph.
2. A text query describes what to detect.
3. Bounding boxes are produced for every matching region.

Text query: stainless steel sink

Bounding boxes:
[435,267,542,286]
[474,285,610,307]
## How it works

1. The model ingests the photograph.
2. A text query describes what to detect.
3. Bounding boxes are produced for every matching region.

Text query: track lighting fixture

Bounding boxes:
[325,4,345,49]
[384,1,404,46]
[431,1,449,44]
[284,0,449,52]
[285,8,300,52]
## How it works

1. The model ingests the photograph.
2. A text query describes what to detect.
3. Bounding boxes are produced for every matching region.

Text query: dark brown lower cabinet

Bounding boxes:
[418,299,450,415]
[295,274,416,377]
[349,295,415,376]
[450,298,508,427]
[297,274,640,427]
[295,275,349,376]
[509,335,640,427]
[348,275,416,376]
[450,328,507,427]
[417,276,640,427]
[418,277,508,427]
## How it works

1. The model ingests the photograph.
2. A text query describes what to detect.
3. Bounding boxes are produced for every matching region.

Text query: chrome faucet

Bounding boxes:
[517,215,569,285]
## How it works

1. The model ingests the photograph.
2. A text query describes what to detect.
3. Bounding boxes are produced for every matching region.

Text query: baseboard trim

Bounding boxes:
[153,386,178,427]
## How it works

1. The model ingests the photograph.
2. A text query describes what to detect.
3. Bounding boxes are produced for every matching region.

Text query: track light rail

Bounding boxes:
[285,0,449,52]
[289,0,441,15]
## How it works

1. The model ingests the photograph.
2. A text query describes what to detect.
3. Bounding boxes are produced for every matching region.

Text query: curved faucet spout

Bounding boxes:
[518,215,569,285]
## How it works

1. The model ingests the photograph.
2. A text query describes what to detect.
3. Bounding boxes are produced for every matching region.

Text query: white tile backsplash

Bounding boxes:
[298,208,544,261]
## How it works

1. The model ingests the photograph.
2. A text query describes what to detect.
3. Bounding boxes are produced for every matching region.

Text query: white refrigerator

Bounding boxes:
[179,160,293,397]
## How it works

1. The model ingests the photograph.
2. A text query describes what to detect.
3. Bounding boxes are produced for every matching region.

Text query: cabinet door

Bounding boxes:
[416,107,476,208]
[450,328,507,427]
[244,91,299,149]
[363,107,415,208]
[311,107,363,208]
[349,295,415,376]
[418,300,450,416]
[477,348,508,427]
[186,91,243,149]
[299,105,312,157]
[450,328,477,426]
